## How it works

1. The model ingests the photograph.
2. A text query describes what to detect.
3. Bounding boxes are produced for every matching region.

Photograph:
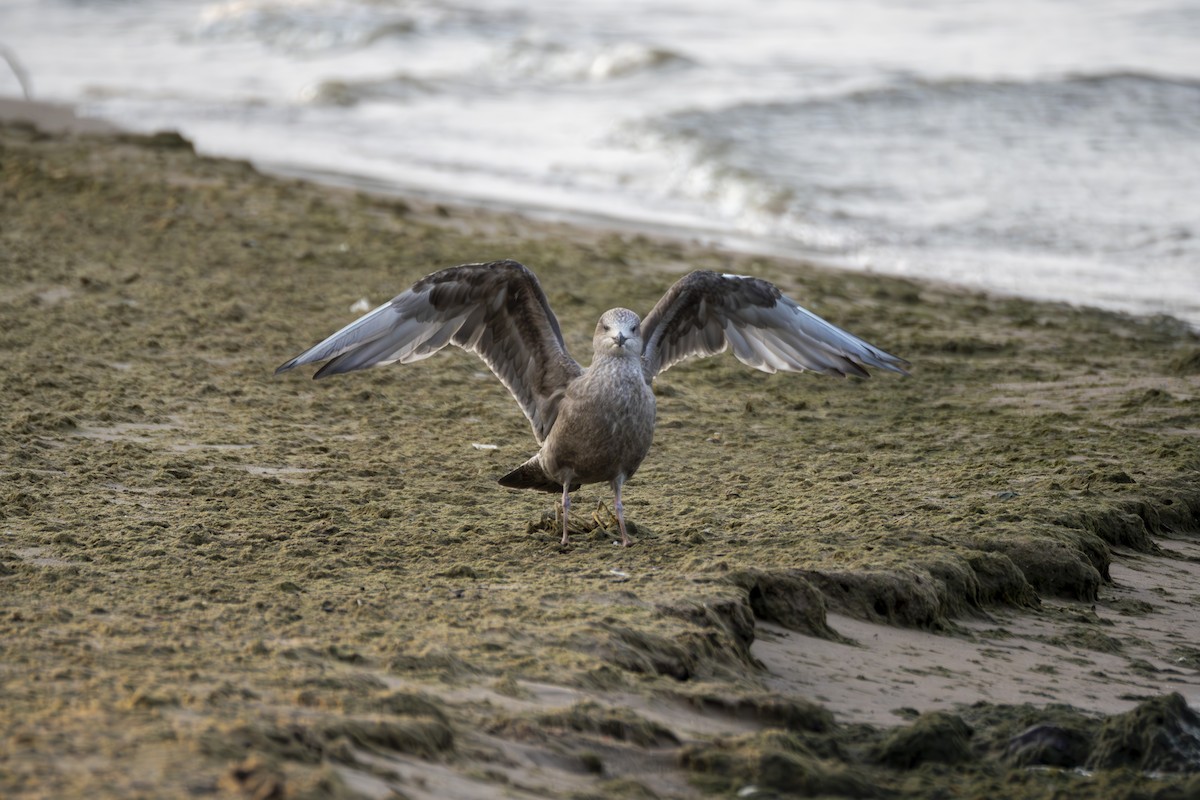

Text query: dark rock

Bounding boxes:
[1005,723,1092,768]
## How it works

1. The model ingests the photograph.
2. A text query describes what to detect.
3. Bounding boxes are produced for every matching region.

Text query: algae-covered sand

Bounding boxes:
[2,119,1199,798]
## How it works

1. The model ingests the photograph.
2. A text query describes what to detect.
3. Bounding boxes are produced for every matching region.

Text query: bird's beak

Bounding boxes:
[615,332,628,347]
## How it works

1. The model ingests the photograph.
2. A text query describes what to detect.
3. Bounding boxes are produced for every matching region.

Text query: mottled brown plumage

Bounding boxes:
[277,259,909,546]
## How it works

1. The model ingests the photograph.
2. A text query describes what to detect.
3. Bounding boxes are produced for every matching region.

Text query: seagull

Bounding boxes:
[276,259,909,546]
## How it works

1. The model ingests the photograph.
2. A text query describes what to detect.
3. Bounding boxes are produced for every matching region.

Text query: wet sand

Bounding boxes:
[2,103,1199,798]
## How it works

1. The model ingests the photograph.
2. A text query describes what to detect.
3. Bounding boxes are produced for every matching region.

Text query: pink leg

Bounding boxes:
[613,479,631,547]
[560,481,572,546]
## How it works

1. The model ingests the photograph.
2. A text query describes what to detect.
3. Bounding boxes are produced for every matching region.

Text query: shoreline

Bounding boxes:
[261,159,1200,333]
[2,100,1199,797]
[5,94,1194,332]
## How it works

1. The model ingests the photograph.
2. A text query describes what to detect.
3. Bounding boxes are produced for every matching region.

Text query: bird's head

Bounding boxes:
[593,308,643,357]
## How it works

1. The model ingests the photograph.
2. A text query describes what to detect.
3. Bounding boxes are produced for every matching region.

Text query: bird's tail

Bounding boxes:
[498,456,579,494]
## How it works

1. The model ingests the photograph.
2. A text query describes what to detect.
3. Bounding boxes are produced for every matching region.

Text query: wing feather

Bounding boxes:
[641,271,909,380]
[276,260,582,442]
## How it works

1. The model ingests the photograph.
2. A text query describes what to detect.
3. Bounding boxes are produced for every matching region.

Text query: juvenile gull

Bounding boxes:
[276,259,909,546]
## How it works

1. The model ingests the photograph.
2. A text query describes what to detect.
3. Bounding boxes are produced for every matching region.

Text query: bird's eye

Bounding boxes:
[602,324,610,332]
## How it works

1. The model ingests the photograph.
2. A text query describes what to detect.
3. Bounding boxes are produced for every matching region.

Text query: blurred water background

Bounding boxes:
[2,0,1197,325]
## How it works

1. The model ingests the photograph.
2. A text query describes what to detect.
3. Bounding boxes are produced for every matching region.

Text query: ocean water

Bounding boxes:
[2,0,1197,325]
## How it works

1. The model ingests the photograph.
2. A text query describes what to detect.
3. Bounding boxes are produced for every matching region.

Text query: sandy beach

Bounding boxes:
[2,101,1199,798]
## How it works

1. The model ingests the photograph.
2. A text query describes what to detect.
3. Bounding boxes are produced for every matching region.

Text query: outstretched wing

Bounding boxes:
[276,259,583,443]
[640,271,909,381]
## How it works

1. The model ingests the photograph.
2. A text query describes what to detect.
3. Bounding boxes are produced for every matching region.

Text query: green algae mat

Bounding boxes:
[2,122,1199,798]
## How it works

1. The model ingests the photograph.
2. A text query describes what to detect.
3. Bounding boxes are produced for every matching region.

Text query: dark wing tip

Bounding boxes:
[274,358,302,376]
[310,361,339,380]
[841,360,872,379]
[847,352,911,378]
[275,355,336,378]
